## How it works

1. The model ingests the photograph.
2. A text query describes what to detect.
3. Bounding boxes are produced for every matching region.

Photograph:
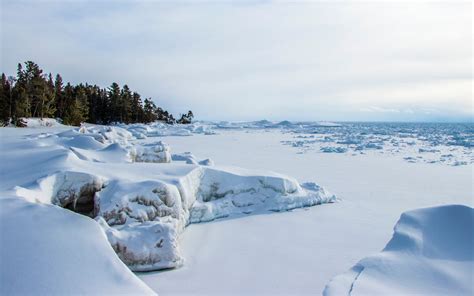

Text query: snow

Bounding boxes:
[0,122,335,290]
[324,205,474,296]
[0,197,154,295]
[0,120,472,295]
[138,128,472,295]
[23,117,66,128]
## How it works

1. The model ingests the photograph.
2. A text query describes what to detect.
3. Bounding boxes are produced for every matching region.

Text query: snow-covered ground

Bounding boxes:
[137,128,473,295]
[324,204,473,296]
[0,119,472,295]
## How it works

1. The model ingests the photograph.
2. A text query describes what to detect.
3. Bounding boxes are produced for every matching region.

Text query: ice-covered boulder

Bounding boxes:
[97,217,183,271]
[130,141,172,163]
[190,167,336,223]
[324,205,474,296]
[97,179,189,228]
[23,117,65,127]
[93,166,335,271]
[76,124,134,145]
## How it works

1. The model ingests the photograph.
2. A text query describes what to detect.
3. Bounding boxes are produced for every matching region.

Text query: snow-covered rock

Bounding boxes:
[23,117,65,127]
[190,167,336,223]
[94,166,335,270]
[130,141,172,163]
[324,205,474,296]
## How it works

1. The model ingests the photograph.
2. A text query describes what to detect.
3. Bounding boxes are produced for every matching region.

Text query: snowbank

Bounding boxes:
[0,198,155,295]
[324,205,474,296]
[23,117,65,127]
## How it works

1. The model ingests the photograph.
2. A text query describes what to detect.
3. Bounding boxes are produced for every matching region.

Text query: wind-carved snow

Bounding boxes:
[8,123,336,272]
[323,205,474,296]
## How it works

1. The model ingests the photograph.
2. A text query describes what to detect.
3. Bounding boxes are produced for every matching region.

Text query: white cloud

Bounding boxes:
[1,0,472,121]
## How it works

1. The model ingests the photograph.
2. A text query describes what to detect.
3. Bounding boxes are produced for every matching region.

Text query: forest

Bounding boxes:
[0,61,193,126]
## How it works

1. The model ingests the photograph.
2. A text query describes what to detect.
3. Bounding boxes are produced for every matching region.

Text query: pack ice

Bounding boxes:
[0,121,335,290]
[324,204,474,296]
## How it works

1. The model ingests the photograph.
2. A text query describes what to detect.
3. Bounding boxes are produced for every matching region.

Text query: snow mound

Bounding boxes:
[0,198,154,295]
[324,204,474,296]
[23,117,65,127]
[190,167,336,223]
[172,152,214,166]
[75,124,134,146]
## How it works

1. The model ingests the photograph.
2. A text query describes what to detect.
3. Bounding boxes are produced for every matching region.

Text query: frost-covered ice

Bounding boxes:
[324,205,474,296]
[277,122,473,166]
[115,120,473,166]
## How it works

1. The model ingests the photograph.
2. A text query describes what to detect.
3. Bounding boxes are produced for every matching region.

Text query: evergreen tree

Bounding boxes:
[120,85,132,123]
[54,74,65,118]
[177,110,194,124]
[13,63,31,119]
[63,86,88,126]
[108,82,121,123]
[2,60,194,126]
[131,92,143,123]
[143,98,157,123]
[0,74,11,125]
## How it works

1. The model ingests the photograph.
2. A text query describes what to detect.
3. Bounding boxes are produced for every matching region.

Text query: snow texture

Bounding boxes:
[1,122,335,275]
[324,205,474,296]
[0,198,155,295]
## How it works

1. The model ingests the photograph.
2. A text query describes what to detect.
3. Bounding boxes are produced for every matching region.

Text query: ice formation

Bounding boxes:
[324,205,474,296]
[5,123,336,272]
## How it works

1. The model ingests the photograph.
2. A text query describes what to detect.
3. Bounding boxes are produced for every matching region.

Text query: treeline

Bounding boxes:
[0,61,194,126]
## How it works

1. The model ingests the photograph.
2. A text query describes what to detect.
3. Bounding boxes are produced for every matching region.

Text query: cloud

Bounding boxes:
[1,0,472,121]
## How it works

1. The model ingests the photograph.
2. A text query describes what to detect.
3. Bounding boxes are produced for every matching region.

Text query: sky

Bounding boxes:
[1,0,472,122]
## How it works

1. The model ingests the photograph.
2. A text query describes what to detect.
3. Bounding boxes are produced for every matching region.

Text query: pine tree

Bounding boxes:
[13,63,31,120]
[143,98,157,123]
[63,86,88,126]
[120,85,132,123]
[0,74,11,125]
[177,110,194,124]
[108,82,121,123]
[2,60,194,126]
[54,74,65,118]
[131,92,143,123]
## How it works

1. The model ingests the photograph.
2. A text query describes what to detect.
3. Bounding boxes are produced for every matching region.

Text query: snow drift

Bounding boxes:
[324,204,474,296]
[0,198,155,295]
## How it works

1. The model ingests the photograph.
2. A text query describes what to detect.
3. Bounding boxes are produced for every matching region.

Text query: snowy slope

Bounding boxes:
[0,197,155,295]
[324,205,474,296]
